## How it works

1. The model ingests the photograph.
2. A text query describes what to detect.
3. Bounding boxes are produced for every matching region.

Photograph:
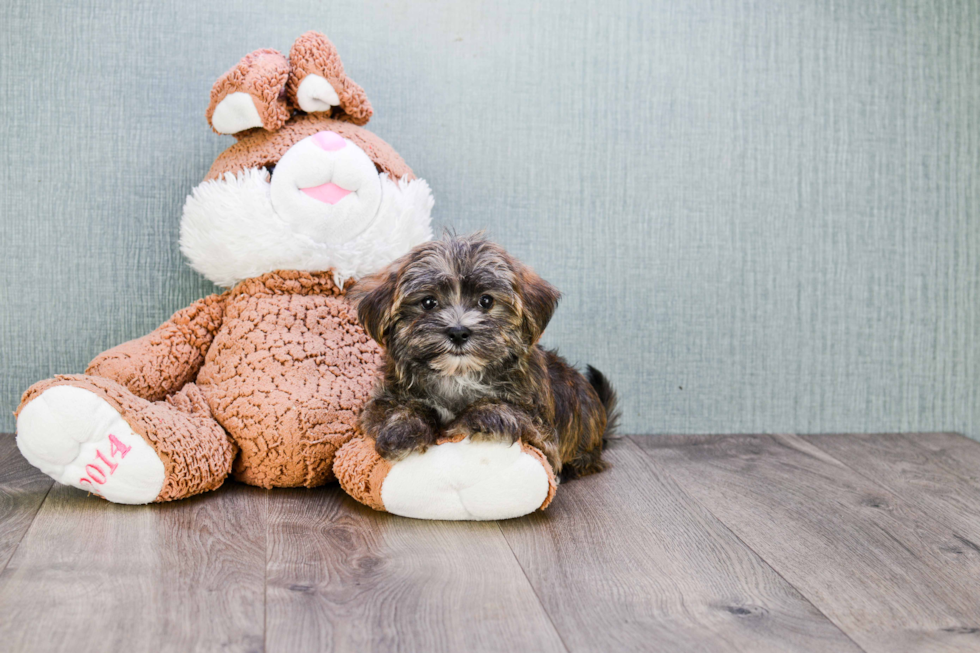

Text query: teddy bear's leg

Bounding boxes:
[286,31,373,125]
[334,435,558,520]
[15,375,235,504]
[206,48,291,135]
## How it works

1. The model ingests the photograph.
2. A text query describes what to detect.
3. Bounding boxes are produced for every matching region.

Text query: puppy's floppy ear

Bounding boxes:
[516,264,561,345]
[350,265,400,346]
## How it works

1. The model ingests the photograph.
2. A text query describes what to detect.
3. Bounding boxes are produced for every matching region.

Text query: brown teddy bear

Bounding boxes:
[15,32,557,520]
[14,32,433,504]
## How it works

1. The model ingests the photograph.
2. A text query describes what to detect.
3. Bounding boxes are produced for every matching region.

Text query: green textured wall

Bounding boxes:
[2,0,978,437]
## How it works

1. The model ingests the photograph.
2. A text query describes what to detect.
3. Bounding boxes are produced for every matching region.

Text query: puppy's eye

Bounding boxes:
[478,294,494,310]
[420,296,438,310]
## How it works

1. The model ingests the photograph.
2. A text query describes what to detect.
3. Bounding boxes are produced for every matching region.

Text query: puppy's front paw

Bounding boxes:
[446,403,528,445]
[374,417,436,461]
[443,422,505,445]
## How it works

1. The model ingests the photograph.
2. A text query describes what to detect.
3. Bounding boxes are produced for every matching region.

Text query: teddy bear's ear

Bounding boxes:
[206,49,291,135]
[286,32,373,126]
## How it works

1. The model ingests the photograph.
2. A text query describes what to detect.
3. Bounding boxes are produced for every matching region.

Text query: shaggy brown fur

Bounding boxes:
[350,234,618,479]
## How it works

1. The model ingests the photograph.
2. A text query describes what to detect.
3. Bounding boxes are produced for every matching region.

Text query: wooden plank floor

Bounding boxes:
[2,432,980,652]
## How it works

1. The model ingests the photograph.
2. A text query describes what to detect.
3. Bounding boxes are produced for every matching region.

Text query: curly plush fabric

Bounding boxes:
[86,294,227,401]
[19,270,384,500]
[206,48,291,134]
[333,436,391,511]
[287,31,373,125]
[195,270,383,487]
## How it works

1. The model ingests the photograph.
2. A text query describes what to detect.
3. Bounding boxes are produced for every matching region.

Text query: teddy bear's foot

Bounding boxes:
[207,48,291,135]
[287,31,372,125]
[16,385,166,504]
[16,376,236,504]
[335,436,557,520]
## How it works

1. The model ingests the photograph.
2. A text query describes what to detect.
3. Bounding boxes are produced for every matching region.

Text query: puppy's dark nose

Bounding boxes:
[446,325,471,346]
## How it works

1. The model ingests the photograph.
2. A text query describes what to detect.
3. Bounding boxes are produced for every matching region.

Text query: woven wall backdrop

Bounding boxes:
[1,0,978,438]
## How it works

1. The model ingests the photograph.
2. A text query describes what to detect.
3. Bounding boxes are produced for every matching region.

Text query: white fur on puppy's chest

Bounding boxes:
[426,373,492,424]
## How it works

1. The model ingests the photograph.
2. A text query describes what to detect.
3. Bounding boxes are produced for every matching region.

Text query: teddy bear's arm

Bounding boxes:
[85,293,228,402]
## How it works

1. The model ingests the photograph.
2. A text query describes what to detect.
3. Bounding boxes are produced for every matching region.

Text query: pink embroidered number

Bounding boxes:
[109,434,132,458]
[85,464,107,484]
[78,433,132,492]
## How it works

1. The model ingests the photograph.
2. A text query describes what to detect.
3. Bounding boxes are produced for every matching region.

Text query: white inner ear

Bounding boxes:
[296,74,340,113]
[211,92,263,134]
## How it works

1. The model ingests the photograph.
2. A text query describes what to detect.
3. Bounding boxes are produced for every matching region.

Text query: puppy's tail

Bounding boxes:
[586,365,621,441]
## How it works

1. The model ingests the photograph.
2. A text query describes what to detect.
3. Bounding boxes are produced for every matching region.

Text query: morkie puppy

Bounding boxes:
[350,233,618,479]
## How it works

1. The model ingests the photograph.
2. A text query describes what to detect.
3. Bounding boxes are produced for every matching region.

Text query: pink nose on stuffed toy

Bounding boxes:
[312,130,346,151]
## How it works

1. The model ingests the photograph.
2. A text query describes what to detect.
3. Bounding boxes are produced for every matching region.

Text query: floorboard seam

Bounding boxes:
[626,436,871,653]
[263,490,269,653]
[0,479,53,576]
[495,521,573,653]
